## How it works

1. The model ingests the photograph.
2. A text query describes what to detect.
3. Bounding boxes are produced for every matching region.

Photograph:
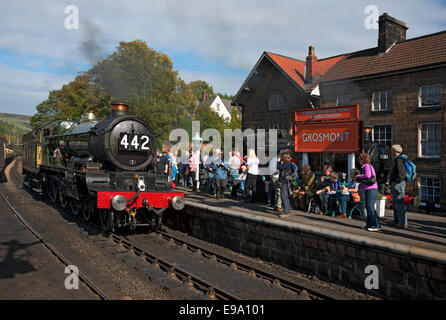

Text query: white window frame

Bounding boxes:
[372,90,392,111]
[419,84,442,107]
[418,122,442,158]
[336,95,351,106]
[372,125,393,146]
[419,177,441,207]
[268,93,284,111]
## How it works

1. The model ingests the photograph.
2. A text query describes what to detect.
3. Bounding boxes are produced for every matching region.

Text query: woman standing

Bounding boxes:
[356,153,381,231]
[188,150,199,189]
[245,149,259,203]
[277,152,292,217]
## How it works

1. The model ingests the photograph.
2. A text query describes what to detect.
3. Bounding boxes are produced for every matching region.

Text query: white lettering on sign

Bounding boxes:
[302,132,350,143]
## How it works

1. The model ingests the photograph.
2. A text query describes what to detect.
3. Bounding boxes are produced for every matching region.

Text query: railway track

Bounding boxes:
[9,158,338,300]
[150,229,336,300]
[0,186,110,300]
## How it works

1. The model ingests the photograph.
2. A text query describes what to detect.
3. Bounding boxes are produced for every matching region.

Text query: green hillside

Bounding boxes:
[0,113,31,132]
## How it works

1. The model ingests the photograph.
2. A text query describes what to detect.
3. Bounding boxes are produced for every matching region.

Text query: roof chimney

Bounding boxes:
[378,13,408,54]
[202,92,208,102]
[305,46,317,82]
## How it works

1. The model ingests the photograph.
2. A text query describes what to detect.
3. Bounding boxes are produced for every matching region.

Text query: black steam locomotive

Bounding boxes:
[22,102,185,232]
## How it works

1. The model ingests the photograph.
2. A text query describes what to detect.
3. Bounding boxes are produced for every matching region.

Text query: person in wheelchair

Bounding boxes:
[322,172,342,216]
[292,164,315,211]
[315,165,333,211]
[336,169,361,218]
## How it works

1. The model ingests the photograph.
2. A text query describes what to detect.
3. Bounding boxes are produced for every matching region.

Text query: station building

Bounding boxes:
[233,13,446,209]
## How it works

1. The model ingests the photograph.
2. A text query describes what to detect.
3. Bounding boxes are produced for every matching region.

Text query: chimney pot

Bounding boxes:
[308,45,315,56]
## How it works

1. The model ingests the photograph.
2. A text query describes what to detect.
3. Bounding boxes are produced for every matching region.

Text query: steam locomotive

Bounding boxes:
[0,138,15,175]
[22,102,185,232]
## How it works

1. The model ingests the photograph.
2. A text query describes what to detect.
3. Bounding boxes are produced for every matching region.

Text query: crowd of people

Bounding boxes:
[155,144,411,232]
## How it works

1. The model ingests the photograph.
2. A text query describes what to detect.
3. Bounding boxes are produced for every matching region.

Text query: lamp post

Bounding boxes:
[192,132,202,191]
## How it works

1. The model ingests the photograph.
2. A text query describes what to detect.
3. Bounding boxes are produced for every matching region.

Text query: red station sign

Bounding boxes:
[294,105,360,153]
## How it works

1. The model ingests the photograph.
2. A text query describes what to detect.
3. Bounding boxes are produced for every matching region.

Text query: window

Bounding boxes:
[419,85,442,107]
[419,177,441,205]
[271,124,280,130]
[268,94,284,111]
[372,90,392,111]
[372,125,392,146]
[216,103,220,111]
[336,95,351,106]
[419,123,441,158]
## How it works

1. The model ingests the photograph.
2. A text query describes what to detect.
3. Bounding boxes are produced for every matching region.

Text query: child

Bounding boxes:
[337,169,361,218]
[231,165,247,199]
[323,172,342,216]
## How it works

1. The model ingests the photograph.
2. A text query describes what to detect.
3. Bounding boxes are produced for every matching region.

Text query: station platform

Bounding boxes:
[178,187,446,255]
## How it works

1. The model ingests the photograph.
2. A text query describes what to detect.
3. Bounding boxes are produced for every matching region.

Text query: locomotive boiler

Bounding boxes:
[22,102,185,232]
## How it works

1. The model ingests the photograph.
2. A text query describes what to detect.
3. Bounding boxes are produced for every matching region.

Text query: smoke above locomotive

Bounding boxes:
[46,102,157,172]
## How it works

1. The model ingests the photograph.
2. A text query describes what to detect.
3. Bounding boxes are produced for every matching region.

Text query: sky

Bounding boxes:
[0,0,445,115]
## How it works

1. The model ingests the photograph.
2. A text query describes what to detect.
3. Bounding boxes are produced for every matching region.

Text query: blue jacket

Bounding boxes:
[212,160,228,179]
[329,180,342,192]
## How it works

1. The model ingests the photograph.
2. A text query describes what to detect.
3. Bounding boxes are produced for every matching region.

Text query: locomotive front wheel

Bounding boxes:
[100,209,114,232]
[70,198,81,216]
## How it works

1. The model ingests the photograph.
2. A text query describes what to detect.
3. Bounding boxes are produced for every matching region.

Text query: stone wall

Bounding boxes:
[166,202,446,299]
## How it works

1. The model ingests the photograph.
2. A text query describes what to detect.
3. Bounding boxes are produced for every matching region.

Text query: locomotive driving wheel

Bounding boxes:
[100,209,115,232]
[83,199,94,222]
[59,190,68,210]
[69,198,81,216]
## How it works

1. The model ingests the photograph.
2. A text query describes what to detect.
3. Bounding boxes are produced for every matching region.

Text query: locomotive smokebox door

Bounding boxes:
[89,102,157,171]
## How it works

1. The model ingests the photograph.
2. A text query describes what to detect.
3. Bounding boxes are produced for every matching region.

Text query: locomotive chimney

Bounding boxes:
[110,101,130,117]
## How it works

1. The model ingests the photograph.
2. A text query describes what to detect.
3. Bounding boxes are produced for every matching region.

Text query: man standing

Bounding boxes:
[156,150,169,176]
[390,144,408,228]
[204,150,217,196]
[267,150,282,211]
[212,152,228,200]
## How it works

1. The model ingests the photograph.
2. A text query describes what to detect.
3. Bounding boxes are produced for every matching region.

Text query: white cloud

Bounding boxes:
[179,69,246,95]
[0,63,72,115]
[0,0,445,115]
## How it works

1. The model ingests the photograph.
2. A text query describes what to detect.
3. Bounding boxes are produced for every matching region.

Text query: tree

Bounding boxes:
[188,80,214,102]
[30,73,111,128]
[225,107,242,131]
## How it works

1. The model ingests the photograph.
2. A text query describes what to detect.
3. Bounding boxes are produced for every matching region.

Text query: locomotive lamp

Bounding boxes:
[192,132,202,190]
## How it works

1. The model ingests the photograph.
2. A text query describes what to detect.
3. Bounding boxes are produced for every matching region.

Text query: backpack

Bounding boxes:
[399,155,417,182]
[287,163,299,186]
